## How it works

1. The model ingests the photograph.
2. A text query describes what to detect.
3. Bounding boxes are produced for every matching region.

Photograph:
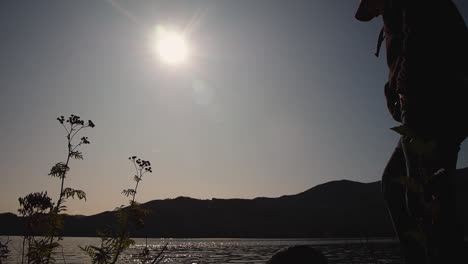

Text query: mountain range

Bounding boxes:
[1,168,467,238]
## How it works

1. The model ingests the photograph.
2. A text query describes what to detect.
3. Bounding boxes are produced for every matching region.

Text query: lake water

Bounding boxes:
[2,237,403,264]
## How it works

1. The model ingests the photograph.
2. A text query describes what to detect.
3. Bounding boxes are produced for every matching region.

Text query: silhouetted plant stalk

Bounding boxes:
[81,156,157,264]
[150,243,167,264]
[124,156,152,205]
[139,237,167,264]
[17,115,95,264]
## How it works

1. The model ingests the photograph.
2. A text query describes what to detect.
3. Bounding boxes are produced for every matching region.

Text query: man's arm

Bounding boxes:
[385,82,402,122]
[396,0,465,96]
[395,0,427,98]
[394,0,442,128]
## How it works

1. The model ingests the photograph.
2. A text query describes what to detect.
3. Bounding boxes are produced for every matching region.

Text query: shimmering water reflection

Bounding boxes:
[3,237,402,264]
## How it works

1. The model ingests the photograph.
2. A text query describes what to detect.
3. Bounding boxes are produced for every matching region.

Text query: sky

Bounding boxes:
[1,0,467,216]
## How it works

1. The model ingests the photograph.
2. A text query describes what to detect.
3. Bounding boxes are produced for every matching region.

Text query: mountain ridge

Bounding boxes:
[1,171,467,238]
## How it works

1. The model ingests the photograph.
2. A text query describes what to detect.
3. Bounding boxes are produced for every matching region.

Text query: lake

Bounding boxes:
[2,237,402,263]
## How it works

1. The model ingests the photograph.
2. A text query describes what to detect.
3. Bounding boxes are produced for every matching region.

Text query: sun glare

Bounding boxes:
[152,26,189,65]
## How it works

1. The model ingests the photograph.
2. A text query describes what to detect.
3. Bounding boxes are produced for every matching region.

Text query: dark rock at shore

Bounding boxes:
[266,245,328,264]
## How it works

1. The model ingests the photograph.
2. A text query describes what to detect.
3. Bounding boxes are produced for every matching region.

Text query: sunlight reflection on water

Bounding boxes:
[3,237,402,264]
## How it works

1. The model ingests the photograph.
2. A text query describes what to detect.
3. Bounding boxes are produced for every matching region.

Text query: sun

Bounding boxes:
[152,26,189,65]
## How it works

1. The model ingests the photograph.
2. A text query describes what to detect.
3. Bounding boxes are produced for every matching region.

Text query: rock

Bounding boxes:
[266,245,328,264]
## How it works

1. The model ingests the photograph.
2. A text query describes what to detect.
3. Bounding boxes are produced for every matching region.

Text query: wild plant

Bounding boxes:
[17,114,95,263]
[81,156,154,264]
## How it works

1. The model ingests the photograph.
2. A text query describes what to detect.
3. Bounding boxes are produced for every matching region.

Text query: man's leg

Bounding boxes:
[426,140,464,264]
[400,135,465,264]
[382,140,427,263]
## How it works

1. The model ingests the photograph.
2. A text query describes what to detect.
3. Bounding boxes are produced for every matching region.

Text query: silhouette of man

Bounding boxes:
[355,0,468,263]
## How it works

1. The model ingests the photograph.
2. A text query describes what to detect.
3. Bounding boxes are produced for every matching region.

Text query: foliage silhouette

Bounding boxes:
[18,191,54,263]
[17,114,94,263]
[0,237,9,264]
[81,155,164,264]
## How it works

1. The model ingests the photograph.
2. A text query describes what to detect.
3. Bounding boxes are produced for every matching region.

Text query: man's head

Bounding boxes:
[355,0,385,22]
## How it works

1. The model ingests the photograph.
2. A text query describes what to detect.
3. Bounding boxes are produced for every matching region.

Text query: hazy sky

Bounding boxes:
[1,0,467,216]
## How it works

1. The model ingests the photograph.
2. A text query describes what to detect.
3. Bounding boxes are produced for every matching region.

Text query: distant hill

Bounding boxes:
[1,168,468,238]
